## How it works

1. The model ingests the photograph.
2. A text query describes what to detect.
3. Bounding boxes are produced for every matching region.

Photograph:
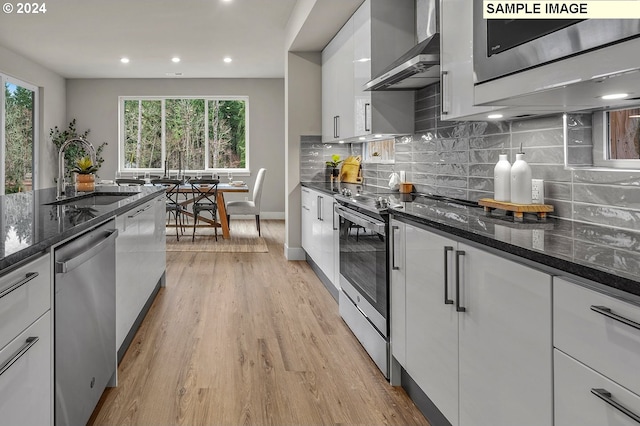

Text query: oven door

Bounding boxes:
[335,204,388,335]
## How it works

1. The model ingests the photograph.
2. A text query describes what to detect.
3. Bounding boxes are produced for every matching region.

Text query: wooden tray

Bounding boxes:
[478,198,554,222]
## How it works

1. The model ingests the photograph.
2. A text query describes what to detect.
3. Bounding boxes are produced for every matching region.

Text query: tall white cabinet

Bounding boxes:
[390,218,553,426]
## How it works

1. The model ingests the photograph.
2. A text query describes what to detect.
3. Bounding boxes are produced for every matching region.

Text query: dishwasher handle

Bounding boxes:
[55,229,118,274]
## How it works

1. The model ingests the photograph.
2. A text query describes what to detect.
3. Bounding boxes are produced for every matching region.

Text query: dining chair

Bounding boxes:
[150,178,185,241]
[226,168,266,236]
[189,178,220,242]
[116,178,146,186]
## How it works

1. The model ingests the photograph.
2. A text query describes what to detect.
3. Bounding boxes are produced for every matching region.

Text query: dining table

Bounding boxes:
[174,182,249,239]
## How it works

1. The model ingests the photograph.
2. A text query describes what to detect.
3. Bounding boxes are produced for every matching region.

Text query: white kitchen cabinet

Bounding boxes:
[0,311,52,426]
[116,195,166,351]
[554,277,640,425]
[301,187,337,288]
[440,0,499,121]
[323,0,414,143]
[322,18,354,143]
[555,349,640,426]
[554,277,640,397]
[457,242,553,426]
[405,223,460,425]
[392,219,553,426]
[389,220,406,368]
[0,253,52,426]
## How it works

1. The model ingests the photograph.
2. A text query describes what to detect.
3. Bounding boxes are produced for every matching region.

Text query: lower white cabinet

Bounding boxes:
[301,187,338,289]
[555,349,640,426]
[391,218,553,426]
[0,311,52,426]
[116,195,166,350]
[0,253,52,426]
[554,277,640,425]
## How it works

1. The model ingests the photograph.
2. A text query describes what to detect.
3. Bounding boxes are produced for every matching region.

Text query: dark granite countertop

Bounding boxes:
[302,181,640,300]
[0,185,165,271]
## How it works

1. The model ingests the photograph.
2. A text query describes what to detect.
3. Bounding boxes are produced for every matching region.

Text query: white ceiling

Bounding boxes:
[0,0,306,79]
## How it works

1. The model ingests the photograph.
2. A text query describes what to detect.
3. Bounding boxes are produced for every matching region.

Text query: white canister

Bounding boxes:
[493,154,511,202]
[511,153,532,204]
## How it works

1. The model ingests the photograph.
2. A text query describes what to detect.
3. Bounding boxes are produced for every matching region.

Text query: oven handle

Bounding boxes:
[334,205,386,235]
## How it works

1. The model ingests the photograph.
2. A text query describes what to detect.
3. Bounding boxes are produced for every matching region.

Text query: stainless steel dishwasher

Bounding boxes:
[54,219,118,426]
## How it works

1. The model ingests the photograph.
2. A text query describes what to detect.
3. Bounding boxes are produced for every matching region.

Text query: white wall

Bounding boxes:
[0,45,66,189]
[66,78,285,216]
[284,52,322,259]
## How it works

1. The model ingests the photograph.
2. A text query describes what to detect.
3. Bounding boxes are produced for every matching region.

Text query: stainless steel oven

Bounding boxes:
[334,195,390,378]
[473,5,640,84]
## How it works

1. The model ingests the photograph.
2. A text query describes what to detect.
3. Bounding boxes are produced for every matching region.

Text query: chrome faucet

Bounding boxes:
[57,137,96,199]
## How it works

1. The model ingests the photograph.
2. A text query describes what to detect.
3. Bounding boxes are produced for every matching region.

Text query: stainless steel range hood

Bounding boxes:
[364,33,440,91]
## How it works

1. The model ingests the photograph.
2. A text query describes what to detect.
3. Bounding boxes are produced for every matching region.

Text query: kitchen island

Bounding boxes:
[0,185,167,426]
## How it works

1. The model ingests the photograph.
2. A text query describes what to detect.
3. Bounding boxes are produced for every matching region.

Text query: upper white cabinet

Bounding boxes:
[323,0,414,143]
[439,0,500,121]
[322,18,354,143]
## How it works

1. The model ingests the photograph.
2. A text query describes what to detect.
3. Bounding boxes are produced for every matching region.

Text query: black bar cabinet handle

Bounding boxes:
[364,103,371,132]
[444,246,454,305]
[455,250,466,312]
[591,388,640,423]
[0,272,38,300]
[0,336,39,377]
[391,226,400,271]
[441,71,449,115]
[336,115,340,138]
[590,305,640,331]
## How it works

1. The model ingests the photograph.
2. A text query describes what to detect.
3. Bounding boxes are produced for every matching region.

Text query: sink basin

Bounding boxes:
[46,192,138,206]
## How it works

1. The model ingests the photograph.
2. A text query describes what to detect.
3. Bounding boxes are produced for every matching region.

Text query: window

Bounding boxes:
[119,96,248,173]
[363,139,395,163]
[1,75,38,194]
[589,106,640,169]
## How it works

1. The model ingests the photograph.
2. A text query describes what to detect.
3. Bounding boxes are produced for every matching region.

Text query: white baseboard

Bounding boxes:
[229,212,284,220]
[285,245,306,261]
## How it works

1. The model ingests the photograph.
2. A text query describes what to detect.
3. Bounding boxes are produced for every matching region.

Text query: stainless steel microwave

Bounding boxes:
[473,4,640,84]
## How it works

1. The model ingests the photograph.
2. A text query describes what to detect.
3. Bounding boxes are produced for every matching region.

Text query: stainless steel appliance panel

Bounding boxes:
[474,5,640,84]
[55,220,117,426]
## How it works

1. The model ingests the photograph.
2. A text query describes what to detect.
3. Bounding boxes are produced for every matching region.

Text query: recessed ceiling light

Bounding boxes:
[374,134,382,138]
[120,57,130,64]
[223,57,232,63]
[359,137,366,140]
[339,140,345,144]
[356,58,371,63]
[487,113,503,119]
[172,57,181,63]
[601,93,628,100]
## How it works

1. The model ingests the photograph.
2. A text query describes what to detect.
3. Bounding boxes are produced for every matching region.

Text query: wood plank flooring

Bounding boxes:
[90,220,430,426]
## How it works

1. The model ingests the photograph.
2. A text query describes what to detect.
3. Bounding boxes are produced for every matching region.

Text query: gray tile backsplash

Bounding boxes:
[301,83,640,233]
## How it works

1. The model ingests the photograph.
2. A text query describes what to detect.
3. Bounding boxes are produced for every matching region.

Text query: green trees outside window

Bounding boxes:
[4,81,35,194]
[122,97,247,172]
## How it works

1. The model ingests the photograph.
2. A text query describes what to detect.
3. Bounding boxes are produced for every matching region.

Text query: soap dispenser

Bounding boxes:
[511,144,532,204]
[493,154,511,202]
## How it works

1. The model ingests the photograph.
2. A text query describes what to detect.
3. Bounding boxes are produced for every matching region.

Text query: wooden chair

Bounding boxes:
[226,168,266,236]
[189,178,220,242]
[151,178,185,241]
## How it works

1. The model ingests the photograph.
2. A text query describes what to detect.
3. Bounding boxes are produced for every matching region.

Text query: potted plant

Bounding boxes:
[72,156,98,192]
[50,119,107,183]
[326,154,343,177]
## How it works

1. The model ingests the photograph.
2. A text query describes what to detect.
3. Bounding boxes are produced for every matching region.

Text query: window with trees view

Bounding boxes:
[2,75,37,194]
[120,96,248,172]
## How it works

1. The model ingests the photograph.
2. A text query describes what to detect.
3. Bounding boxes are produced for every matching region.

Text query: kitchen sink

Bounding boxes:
[46,192,137,206]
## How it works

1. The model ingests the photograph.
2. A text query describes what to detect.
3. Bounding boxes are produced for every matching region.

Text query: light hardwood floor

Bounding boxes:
[90,220,430,426]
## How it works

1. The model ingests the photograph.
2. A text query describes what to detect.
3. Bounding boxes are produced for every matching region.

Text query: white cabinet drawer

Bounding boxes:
[554,277,640,396]
[0,254,51,351]
[0,311,51,426]
[555,350,640,426]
